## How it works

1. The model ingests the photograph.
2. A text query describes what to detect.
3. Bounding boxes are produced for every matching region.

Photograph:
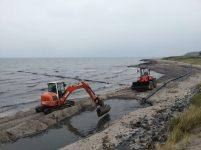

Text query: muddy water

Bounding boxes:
[0,99,145,150]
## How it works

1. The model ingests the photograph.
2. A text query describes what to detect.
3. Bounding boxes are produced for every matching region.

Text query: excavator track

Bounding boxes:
[36,100,75,114]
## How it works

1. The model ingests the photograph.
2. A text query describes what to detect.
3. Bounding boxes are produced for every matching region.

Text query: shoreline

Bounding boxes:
[61,59,201,150]
[0,59,200,149]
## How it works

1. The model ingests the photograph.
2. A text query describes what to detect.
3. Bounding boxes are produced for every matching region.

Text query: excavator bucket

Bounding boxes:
[96,104,111,117]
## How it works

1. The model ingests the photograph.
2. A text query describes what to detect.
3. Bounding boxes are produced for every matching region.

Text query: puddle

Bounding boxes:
[0,99,146,150]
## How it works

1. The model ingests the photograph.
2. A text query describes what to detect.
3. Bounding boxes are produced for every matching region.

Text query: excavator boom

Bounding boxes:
[62,82,98,104]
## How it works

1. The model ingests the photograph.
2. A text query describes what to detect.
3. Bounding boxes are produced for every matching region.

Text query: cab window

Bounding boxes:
[57,82,65,98]
[48,83,57,94]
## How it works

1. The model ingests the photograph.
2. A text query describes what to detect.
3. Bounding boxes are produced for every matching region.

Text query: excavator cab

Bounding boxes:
[48,82,66,99]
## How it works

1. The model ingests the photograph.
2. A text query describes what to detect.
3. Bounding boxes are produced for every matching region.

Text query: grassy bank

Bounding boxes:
[157,91,201,150]
[163,56,201,65]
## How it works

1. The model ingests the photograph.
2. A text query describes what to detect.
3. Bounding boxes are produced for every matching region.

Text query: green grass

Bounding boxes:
[163,56,201,65]
[157,91,201,149]
[191,92,201,107]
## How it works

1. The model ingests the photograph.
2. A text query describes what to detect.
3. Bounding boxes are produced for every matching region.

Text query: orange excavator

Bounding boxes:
[35,81,111,117]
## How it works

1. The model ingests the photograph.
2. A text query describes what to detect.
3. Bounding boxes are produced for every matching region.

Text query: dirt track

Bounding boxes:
[0,59,198,148]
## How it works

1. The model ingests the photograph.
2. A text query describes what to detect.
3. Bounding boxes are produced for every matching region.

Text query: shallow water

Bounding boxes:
[0,58,162,116]
[0,99,145,150]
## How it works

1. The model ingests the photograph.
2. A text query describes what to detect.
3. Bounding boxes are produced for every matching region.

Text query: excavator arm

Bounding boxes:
[62,82,98,104]
[62,82,110,117]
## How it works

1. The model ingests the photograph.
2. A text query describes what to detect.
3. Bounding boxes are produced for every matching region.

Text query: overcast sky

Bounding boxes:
[0,0,201,57]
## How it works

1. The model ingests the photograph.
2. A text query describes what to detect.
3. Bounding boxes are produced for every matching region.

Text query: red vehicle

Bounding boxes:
[131,68,157,90]
[35,81,111,117]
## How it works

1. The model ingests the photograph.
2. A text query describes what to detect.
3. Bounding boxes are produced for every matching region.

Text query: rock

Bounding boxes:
[118,88,197,149]
[134,138,140,144]
[141,123,150,130]
[130,121,141,128]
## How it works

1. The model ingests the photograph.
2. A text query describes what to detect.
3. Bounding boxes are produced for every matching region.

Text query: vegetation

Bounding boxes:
[163,56,201,65]
[157,92,201,150]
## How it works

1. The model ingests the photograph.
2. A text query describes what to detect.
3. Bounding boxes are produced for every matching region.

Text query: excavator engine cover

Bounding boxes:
[96,104,111,117]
